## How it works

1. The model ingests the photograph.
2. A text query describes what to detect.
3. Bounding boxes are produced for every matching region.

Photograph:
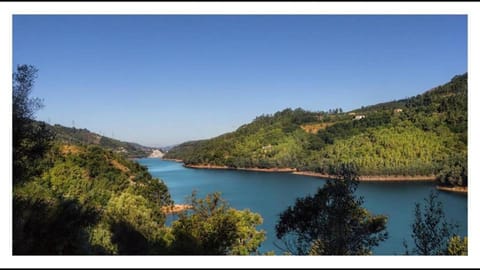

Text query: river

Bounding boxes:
[137,158,467,255]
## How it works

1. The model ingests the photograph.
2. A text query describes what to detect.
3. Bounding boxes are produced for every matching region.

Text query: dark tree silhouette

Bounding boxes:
[275,163,388,255]
[405,191,459,255]
[12,64,53,184]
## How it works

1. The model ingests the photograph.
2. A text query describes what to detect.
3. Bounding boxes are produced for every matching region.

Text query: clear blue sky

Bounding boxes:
[13,15,467,147]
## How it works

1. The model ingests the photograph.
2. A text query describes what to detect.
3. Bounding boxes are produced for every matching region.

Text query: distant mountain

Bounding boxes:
[45,123,160,158]
[165,73,467,186]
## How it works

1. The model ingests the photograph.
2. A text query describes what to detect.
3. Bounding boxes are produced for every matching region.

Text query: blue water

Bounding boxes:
[137,158,468,255]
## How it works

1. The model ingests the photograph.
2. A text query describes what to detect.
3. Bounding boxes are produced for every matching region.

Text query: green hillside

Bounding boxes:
[14,143,173,254]
[165,73,467,186]
[14,143,265,255]
[46,123,155,158]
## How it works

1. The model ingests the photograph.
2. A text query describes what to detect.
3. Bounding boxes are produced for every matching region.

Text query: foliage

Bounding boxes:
[165,73,468,186]
[314,122,455,176]
[405,191,459,255]
[275,166,388,255]
[13,65,42,120]
[316,110,392,146]
[13,143,174,254]
[446,236,468,255]
[105,192,170,254]
[15,142,266,255]
[436,151,468,187]
[170,192,266,255]
[166,108,315,169]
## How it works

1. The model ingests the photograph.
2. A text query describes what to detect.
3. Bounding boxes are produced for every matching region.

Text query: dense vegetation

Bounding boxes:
[12,65,265,255]
[165,74,467,186]
[46,123,156,158]
[14,144,172,254]
[14,143,267,254]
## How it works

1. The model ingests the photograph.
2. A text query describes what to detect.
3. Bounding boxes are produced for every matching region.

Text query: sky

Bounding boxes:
[13,15,467,147]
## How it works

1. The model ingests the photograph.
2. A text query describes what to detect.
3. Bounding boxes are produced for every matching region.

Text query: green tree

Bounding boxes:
[275,164,388,255]
[170,192,265,255]
[102,190,170,254]
[436,151,467,187]
[405,191,459,255]
[13,64,53,184]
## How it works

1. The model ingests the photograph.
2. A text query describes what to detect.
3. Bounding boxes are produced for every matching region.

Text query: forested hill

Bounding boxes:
[14,143,174,254]
[165,73,467,186]
[44,123,158,158]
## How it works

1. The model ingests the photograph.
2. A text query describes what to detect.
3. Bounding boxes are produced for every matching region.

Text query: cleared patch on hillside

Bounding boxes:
[300,122,334,134]
[110,159,137,184]
[60,144,82,155]
[110,159,130,173]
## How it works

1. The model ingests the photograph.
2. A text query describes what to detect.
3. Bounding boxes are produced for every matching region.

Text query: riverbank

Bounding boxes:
[180,162,437,182]
[161,158,184,162]
[293,171,436,182]
[185,164,296,172]
[436,185,468,194]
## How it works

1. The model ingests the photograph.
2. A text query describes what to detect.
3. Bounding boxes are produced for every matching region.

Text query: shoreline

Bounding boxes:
[161,158,184,163]
[185,164,296,172]
[164,160,468,191]
[436,185,468,194]
[181,163,437,182]
[293,171,437,182]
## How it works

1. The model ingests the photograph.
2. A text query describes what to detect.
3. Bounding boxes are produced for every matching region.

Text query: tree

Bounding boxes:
[436,152,467,187]
[275,164,388,255]
[13,64,53,184]
[103,190,170,254]
[13,65,42,120]
[170,192,265,255]
[405,191,459,255]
